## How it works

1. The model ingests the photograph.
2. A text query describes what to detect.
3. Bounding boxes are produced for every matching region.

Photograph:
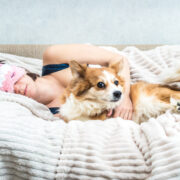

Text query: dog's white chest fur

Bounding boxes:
[60,93,119,121]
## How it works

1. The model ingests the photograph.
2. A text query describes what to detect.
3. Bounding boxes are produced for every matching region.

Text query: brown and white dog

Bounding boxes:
[60,60,180,123]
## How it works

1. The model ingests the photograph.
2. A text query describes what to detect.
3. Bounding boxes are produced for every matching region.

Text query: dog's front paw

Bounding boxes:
[177,102,180,112]
[170,97,180,113]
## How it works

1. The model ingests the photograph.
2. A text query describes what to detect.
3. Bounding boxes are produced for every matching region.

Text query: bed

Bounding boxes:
[0,44,180,180]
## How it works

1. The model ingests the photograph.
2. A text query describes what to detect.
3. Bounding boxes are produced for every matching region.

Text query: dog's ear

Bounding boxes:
[69,60,87,78]
[109,58,124,75]
[71,79,91,96]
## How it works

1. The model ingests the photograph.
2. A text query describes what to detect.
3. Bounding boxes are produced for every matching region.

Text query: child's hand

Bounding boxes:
[107,95,133,120]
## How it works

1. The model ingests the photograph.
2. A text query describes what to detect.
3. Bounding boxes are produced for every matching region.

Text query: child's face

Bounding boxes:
[14,74,37,99]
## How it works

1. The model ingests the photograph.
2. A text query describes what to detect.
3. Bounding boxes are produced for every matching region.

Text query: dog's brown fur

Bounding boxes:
[60,60,180,123]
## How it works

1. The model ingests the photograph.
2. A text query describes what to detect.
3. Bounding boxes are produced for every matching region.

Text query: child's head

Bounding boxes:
[0,63,39,99]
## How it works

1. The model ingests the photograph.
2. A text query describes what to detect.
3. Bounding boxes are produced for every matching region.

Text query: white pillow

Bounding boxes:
[0,52,42,75]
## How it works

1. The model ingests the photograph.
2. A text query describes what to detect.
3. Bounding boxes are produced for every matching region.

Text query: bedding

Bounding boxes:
[0,45,180,179]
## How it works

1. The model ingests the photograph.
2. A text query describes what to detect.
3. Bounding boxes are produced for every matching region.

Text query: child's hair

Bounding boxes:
[27,72,40,81]
[0,60,39,81]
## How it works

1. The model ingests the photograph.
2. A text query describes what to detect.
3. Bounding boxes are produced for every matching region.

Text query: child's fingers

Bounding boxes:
[107,109,113,117]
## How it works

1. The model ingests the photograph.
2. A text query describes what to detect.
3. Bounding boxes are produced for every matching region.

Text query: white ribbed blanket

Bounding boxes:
[0,45,180,180]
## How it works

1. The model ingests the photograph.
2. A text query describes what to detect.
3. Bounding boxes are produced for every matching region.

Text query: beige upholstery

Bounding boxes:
[0,45,50,59]
[0,45,159,59]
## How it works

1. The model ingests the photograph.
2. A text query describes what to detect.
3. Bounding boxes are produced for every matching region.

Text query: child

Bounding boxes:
[0,44,133,120]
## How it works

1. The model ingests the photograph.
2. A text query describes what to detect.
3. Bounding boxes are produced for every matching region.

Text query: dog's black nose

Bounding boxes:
[113,91,122,99]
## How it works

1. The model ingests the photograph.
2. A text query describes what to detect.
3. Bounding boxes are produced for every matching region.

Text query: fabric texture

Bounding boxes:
[49,107,60,114]
[0,45,180,180]
[0,63,26,93]
[42,63,69,76]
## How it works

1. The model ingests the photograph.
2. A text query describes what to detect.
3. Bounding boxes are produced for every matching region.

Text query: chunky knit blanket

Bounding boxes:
[0,45,180,180]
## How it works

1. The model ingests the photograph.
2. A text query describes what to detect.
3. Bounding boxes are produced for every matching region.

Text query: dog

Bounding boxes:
[60,60,180,123]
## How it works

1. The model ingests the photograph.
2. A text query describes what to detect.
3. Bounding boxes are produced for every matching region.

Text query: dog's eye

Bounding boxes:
[114,80,119,86]
[97,82,105,88]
